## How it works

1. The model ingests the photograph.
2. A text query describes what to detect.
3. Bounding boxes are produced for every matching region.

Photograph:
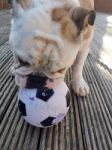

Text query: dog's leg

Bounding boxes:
[72,37,92,96]
[71,8,96,96]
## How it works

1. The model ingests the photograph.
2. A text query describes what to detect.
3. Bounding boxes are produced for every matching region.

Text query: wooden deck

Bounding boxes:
[0,10,112,150]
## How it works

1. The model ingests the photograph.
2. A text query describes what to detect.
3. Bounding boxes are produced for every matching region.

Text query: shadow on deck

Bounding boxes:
[0,10,112,150]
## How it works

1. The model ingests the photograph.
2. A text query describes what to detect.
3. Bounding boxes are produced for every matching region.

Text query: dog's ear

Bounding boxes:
[72,7,96,35]
[88,10,96,25]
[12,0,32,18]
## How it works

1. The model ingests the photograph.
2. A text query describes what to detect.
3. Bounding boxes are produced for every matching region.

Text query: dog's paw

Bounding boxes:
[71,78,90,96]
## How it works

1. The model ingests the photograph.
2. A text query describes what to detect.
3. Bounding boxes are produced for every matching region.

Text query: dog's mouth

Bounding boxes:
[15,55,67,80]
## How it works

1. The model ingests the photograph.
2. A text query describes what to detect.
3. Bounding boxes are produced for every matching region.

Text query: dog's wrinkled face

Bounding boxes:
[10,0,96,79]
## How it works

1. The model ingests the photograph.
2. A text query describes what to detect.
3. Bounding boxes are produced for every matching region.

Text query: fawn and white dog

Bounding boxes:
[9,0,96,96]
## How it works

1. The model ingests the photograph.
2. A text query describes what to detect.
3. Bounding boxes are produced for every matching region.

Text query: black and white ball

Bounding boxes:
[18,81,70,127]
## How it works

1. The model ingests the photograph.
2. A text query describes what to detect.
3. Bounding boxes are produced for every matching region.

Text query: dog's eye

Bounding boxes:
[58,68,66,73]
[51,68,66,74]
[18,57,30,66]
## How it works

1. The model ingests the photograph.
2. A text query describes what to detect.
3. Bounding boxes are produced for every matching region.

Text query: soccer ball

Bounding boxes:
[18,81,70,127]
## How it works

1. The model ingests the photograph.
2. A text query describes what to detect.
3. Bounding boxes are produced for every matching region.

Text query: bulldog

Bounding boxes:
[9,0,96,96]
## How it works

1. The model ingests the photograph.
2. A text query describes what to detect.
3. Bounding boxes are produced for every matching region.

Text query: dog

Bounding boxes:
[9,0,96,96]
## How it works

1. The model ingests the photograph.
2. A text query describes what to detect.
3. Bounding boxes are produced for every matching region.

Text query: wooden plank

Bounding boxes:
[0,10,11,45]
[95,0,112,13]
[0,0,11,9]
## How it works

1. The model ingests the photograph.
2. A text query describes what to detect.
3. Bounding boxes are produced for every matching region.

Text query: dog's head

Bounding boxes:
[10,0,96,79]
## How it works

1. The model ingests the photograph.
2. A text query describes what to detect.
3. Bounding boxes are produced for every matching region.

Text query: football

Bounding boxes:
[18,81,70,128]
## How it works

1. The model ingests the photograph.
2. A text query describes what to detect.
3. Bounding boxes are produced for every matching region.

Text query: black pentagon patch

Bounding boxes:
[41,116,56,127]
[26,75,48,89]
[66,92,70,107]
[36,88,54,102]
[18,100,26,116]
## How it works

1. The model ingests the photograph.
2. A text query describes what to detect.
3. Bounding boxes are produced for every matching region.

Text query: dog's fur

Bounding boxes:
[10,0,96,96]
